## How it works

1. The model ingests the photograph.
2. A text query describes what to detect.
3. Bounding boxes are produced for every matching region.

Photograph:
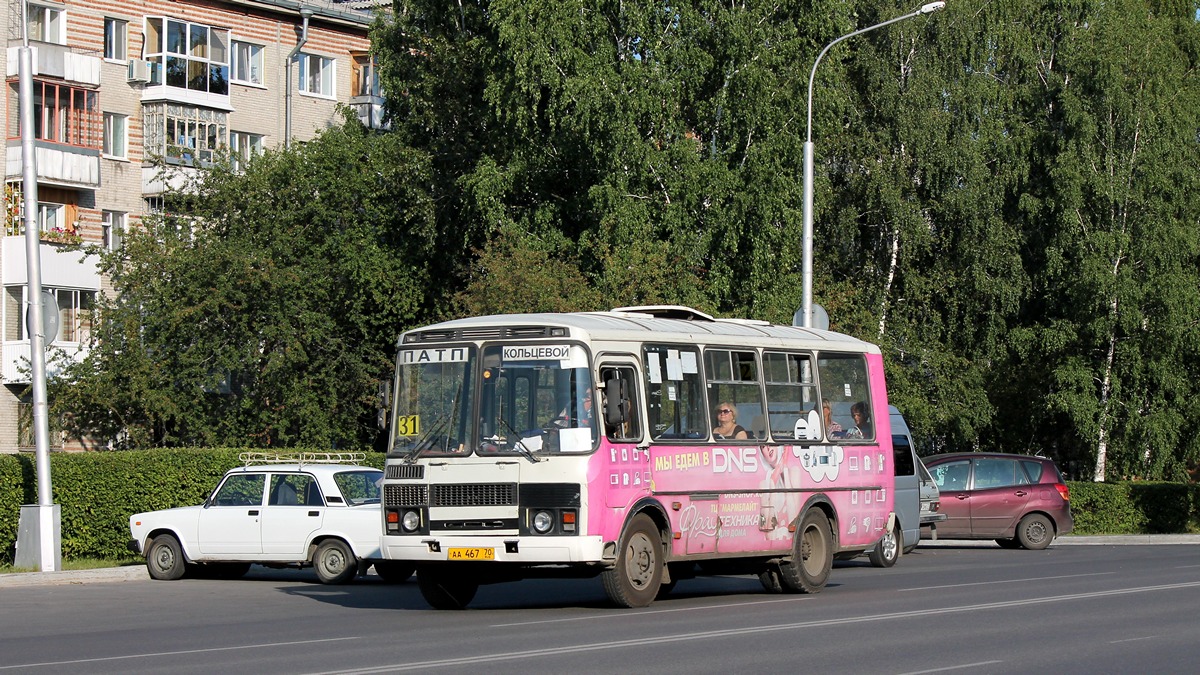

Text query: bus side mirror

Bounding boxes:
[603,375,627,427]
[376,380,391,431]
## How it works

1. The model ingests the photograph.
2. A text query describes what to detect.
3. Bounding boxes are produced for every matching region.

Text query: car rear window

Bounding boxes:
[1020,460,1045,483]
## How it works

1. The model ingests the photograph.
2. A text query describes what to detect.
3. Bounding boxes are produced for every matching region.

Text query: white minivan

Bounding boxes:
[851,406,943,567]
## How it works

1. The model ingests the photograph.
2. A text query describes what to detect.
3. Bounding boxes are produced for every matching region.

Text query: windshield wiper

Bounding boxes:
[495,416,542,464]
[403,414,451,464]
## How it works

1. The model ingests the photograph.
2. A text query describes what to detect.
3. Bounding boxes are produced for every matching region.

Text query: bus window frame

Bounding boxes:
[596,356,643,444]
[815,351,875,443]
[702,347,767,442]
[642,342,708,443]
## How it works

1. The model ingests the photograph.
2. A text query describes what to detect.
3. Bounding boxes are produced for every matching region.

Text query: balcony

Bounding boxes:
[349,95,390,131]
[2,236,100,287]
[2,340,86,384]
[5,142,100,188]
[5,45,102,87]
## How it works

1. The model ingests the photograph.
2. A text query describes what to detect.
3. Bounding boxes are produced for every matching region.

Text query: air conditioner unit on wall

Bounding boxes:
[127,58,151,83]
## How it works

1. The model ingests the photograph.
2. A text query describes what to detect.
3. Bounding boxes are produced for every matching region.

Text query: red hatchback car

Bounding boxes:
[922,452,1073,550]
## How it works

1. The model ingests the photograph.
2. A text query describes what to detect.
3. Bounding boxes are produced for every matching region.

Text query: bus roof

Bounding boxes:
[399,306,880,354]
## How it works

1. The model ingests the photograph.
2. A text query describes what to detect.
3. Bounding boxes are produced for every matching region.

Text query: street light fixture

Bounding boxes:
[800,1,946,328]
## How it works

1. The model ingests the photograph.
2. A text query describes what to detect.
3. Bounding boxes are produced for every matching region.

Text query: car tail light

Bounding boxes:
[1054,483,1070,501]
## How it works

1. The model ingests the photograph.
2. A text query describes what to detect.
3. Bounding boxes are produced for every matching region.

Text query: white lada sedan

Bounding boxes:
[128,453,412,584]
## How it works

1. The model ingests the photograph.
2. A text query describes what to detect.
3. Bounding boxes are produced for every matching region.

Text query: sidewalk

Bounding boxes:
[0,564,148,588]
[3,534,1197,588]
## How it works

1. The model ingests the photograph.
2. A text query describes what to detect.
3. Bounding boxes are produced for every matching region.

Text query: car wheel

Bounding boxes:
[372,561,415,583]
[417,566,479,610]
[995,538,1022,549]
[313,539,357,584]
[601,514,664,608]
[1015,513,1055,550]
[778,509,832,593]
[868,524,902,568]
[146,534,187,581]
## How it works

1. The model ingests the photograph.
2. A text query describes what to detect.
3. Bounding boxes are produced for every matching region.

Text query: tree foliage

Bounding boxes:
[52,122,440,449]
[372,0,1200,480]
[50,2,1200,480]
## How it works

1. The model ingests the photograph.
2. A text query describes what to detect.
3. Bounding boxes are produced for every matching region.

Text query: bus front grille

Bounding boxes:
[430,483,517,507]
[384,484,428,507]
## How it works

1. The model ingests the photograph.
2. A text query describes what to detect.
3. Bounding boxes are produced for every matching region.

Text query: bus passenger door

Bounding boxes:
[597,361,648,508]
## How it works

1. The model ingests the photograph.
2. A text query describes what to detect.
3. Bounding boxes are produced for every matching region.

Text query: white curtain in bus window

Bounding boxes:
[647,351,662,384]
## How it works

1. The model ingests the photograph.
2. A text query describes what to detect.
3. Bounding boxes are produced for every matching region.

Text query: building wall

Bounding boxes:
[0,0,379,452]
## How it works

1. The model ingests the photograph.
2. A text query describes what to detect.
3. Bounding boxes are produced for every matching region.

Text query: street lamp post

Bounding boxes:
[800,1,946,328]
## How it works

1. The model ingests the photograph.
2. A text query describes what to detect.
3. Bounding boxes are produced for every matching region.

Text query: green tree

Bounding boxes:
[52,121,439,449]
[1015,0,1200,480]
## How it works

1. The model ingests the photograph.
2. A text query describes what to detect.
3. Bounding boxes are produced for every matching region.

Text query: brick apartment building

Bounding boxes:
[1,0,386,452]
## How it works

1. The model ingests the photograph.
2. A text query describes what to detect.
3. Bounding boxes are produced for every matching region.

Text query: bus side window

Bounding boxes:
[763,351,817,442]
[704,349,766,442]
[601,365,641,442]
[644,344,705,440]
[817,353,873,442]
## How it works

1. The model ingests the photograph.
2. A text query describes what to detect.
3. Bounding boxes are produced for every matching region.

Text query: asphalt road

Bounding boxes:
[3,542,1199,674]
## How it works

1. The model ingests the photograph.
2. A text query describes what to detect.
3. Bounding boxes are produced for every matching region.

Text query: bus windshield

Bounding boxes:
[391,346,474,458]
[478,344,596,455]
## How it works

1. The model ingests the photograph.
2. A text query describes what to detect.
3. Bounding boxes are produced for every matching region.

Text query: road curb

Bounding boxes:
[0,565,148,588]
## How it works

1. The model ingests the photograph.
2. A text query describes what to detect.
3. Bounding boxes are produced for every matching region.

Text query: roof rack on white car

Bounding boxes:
[238,451,367,467]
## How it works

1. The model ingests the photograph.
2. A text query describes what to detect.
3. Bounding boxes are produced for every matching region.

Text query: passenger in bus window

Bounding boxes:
[822,399,844,438]
[578,389,594,427]
[848,401,873,439]
[557,389,594,428]
[712,402,749,440]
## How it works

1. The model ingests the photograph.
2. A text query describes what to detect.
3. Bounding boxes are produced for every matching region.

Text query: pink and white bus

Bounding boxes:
[381,306,897,609]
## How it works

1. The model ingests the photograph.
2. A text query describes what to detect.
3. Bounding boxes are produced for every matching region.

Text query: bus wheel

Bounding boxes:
[417,566,478,610]
[868,523,901,568]
[778,510,832,593]
[602,514,664,608]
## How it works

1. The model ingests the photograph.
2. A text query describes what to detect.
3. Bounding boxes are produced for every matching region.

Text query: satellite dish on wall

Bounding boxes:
[24,290,60,343]
[792,303,830,331]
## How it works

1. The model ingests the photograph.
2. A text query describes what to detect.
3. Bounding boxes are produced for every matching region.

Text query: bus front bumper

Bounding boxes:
[382,534,607,565]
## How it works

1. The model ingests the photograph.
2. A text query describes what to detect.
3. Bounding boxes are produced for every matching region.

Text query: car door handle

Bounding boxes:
[955,494,969,500]
[308,511,320,517]
[248,509,259,516]
[1014,490,1028,496]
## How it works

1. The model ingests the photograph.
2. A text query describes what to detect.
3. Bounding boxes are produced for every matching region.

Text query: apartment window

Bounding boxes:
[104,18,127,60]
[229,131,263,171]
[9,81,100,148]
[144,17,230,95]
[103,211,126,250]
[26,3,65,44]
[352,53,380,98]
[103,113,127,158]
[56,288,94,343]
[231,41,263,85]
[298,53,334,97]
[143,102,227,165]
[11,286,93,342]
[38,203,64,234]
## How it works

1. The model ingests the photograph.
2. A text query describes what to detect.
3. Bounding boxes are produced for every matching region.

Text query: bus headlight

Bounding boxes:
[402,510,421,532]
[532,510,554,534]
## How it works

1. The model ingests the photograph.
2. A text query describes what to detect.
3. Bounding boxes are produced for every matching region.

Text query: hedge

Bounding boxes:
[2,452,1197,564]
[1,449,383,564]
